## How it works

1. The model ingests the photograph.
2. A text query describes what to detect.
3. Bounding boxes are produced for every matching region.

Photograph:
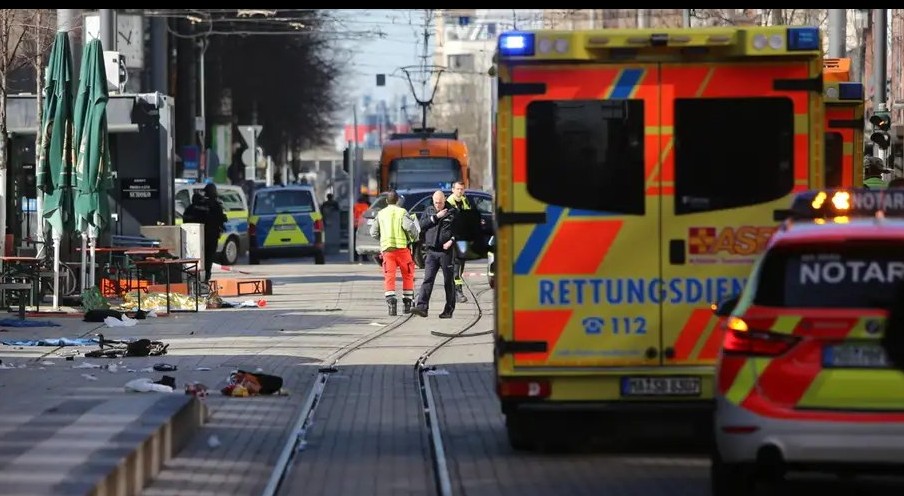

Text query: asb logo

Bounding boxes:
[688,226,777,256]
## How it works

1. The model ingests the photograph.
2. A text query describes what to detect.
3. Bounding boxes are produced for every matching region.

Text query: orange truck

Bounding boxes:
[379,128,469,191]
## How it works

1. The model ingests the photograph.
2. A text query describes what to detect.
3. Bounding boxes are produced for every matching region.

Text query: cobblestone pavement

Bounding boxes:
[3,254,902,495]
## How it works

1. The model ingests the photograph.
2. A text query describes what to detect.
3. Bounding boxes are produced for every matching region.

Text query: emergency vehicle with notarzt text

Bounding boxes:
[822,58,865,188]
[711,188,904,494]
[492,25,826,449]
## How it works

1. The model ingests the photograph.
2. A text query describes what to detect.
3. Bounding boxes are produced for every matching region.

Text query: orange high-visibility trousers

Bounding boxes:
[382,248,415,299]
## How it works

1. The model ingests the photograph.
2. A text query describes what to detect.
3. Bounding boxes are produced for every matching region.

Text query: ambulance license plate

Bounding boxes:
[274,224,294,231]
[823,344,890,369]
[621,376,701,397]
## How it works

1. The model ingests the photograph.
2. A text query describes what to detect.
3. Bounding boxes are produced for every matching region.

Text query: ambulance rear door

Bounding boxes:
[824,82,865,188]
[658,59,821,371]
[497,63,663,370]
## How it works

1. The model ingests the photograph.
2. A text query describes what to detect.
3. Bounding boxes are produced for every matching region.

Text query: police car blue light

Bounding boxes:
[499,32,535,57]
[787,27,820,51]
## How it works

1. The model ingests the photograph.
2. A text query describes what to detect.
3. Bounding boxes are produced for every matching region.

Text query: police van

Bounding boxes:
[175,182,249,266]
[248,185,325,265]
[492,25,826,448]
[712,188,904,493]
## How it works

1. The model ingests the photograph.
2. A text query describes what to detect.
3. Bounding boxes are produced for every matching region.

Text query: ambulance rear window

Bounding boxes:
[754,243,904,308]
[673,97,794,214]
[525,99,645,214]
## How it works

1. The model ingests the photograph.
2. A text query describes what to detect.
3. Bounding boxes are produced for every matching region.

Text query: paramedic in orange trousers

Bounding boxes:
[411,191,457,319]
[369,191,416,316]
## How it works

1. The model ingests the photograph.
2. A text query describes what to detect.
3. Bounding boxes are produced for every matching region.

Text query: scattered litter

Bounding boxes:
[104,315,138,328]
[237,299,266,308]
[126,369,136,373]
[221,370,284,397]
[425,368,450,376]
[0,318,60,328]
[82,374,98,381]
[195,367,212,371]
[139,367,154,373]
[41,360,55,366]
[105,364,119,373]
[17,363,25,368]
[153,363,177,372]
[156,375,176,389]
[254,367,264,373]
[85,336,169,358]
[1,337,96,347]
[124,378,174,393]
[73,362,101,369]
[185,382,209,397]
[0,362,14,369]
[207,435,221,449]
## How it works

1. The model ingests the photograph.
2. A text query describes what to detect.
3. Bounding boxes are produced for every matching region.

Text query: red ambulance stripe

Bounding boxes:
[698,316,728,360]
[748,343,820,406]
[512,137,526,183]
[673,309,713,360]
[510,67,621,117]
[513,309,574,363]
[718,356,747,394]
[535,220,623,275]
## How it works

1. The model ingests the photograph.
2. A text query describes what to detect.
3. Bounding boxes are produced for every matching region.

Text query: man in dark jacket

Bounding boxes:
[201,183,228,282]
[411,190,457,319]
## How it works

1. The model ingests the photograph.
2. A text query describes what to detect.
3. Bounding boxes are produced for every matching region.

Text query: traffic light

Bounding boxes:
[870,110,892,150]
[342,147,350,173]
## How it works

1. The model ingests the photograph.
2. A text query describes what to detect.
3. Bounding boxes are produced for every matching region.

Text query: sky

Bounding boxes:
[334,9,430,107]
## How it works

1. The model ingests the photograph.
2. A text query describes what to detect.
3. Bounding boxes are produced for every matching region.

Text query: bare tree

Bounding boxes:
[22,9,56,251]
[0,9,36,260]
[431,71,491,189]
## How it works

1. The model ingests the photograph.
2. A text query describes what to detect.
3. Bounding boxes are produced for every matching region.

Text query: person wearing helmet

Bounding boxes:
[864,156,892,189]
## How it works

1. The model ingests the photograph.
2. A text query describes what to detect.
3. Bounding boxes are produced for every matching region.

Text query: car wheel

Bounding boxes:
[505,412,537,452]
[710,449,755,496]
[314,250,326,265]
[220,236,239,266]
[413,244,425,269]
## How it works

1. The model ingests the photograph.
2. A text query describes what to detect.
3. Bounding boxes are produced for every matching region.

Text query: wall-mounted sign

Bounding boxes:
[121,177,159,200]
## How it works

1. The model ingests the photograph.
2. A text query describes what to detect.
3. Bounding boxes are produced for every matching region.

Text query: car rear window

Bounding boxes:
[754,242,904,308]
[253,189,315,215]
[219,189,246,212]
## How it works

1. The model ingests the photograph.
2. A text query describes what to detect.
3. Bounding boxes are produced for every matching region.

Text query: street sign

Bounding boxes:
[182,145,200,179]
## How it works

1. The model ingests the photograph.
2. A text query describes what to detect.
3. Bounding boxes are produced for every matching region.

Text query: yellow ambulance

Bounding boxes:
[492,26,826,449]
[822,58,865,188]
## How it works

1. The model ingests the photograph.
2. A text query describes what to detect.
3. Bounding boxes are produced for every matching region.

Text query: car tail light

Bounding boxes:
[497,379,551,398]
[722,317,800,357]
[248,223,257,236]
[314,219,324,232]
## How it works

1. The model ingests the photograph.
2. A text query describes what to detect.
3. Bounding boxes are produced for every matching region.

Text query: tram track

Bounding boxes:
[261,278,490,496]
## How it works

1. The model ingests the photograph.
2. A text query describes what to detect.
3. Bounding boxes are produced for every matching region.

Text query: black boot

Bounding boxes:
[402,298,412,314]
[387,296,398,316]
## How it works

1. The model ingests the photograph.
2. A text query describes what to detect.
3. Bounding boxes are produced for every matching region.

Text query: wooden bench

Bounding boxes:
[0,283,34,319]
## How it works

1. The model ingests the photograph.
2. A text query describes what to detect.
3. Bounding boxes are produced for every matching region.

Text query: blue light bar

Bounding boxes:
[838,82,864,101]
[499,32,535,57]
[787,27,820,51]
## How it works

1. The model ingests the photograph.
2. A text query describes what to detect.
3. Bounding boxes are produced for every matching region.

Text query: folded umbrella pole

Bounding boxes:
[38,31,76,310]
